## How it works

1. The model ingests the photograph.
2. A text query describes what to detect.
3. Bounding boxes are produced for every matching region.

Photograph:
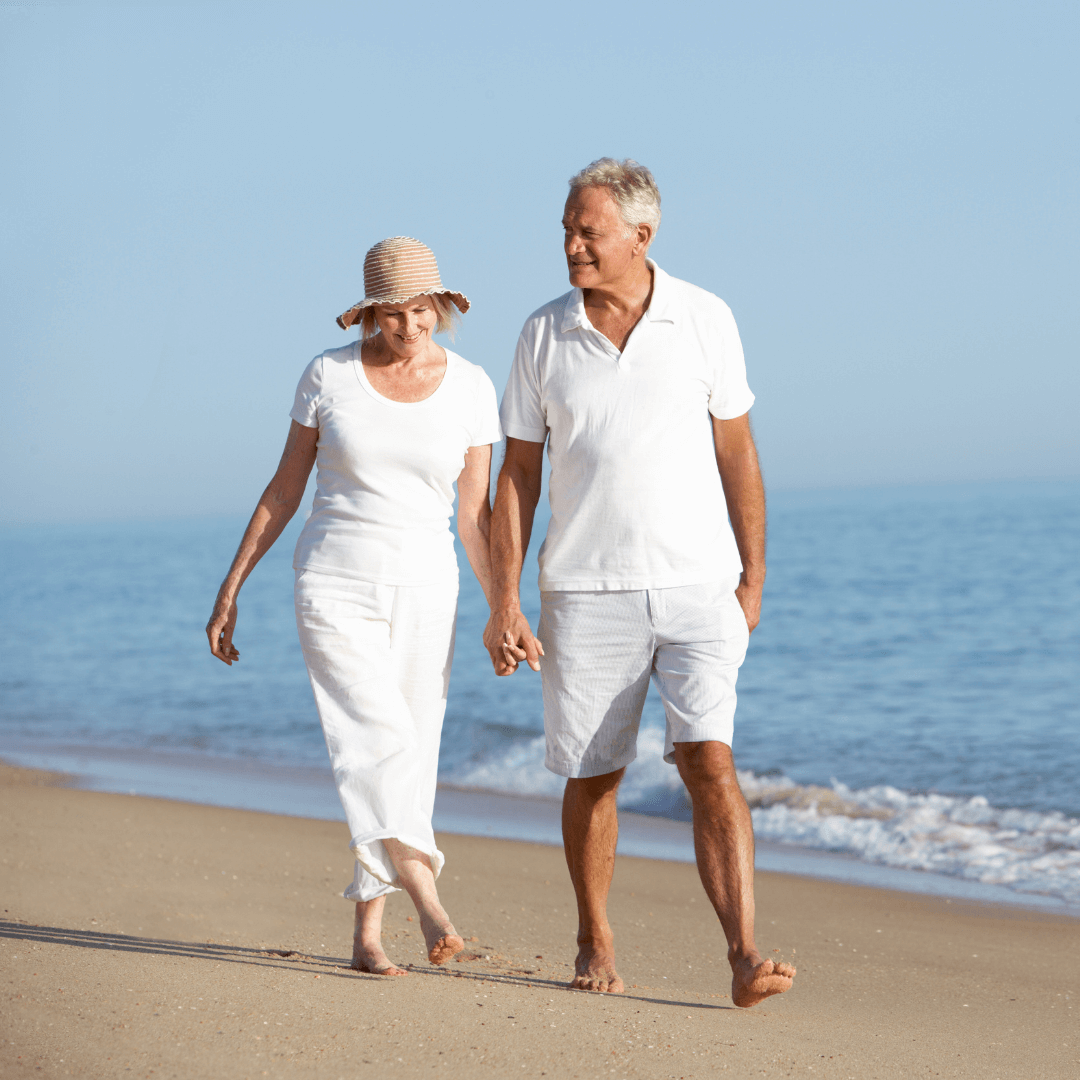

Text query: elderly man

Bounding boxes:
[483,158,795,1007]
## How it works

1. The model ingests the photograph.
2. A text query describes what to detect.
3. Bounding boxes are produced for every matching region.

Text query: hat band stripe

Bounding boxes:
[338,235,471,327]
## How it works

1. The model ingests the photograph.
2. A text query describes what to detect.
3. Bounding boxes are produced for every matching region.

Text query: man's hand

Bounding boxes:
[483,608,544,675]
[734,573,763,635]
[714,413,766,636]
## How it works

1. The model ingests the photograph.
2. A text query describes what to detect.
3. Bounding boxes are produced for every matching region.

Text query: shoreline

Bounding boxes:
[2,760,1078,1079]
[3,744,1078,920]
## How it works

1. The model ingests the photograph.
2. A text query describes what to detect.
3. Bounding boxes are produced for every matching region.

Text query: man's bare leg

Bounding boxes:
[562,768,626,993]
[382,838,464,965]
[673,741,795,1007]
[351,895,408,975]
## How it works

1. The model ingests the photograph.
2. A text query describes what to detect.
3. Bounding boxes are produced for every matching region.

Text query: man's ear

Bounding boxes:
[633,223,654,256]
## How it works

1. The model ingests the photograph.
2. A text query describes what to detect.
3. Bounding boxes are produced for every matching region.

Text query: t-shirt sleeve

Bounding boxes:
[290,355,323,429]
[707,303,756,420]
[499,325,548,443]
[470,370,504,447]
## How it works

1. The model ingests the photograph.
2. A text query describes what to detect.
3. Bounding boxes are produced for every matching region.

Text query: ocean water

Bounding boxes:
[2,480,1078,908]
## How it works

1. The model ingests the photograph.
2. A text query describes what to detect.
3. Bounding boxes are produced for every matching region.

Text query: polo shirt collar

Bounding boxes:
[643,260,678,324]
[559,258,678,334]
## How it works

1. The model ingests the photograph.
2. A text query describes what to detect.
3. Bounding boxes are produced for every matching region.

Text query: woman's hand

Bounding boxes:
[206,594,240,665]
[204,420,318,668]
[483,608,543,675]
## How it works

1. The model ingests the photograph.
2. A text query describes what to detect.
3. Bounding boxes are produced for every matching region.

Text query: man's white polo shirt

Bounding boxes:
[500,260,755,593]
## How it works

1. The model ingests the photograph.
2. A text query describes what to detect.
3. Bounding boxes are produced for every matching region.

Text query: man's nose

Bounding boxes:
[565,232,585,255]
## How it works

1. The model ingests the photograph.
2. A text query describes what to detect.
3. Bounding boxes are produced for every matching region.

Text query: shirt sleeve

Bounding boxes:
[707,302,756,420]
[499,324,548,443]
[290,355,323,429]
[470,370,504,447]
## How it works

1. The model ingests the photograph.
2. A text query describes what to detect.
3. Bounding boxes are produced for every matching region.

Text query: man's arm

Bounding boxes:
[483,436,546,674]
[712,412,766,633]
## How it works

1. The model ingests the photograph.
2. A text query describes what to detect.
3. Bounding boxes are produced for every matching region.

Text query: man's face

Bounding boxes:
[563,186,638,290]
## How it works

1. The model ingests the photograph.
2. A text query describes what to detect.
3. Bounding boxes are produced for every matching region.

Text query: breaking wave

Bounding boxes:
[447,727,1080,907]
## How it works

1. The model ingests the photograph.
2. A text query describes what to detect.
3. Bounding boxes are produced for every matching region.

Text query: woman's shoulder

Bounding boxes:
[315,341,359,368]
[298,341,358,386]
[443,349,496,392]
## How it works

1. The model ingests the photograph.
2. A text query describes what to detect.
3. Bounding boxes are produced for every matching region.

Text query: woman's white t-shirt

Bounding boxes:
[290,342,502,585]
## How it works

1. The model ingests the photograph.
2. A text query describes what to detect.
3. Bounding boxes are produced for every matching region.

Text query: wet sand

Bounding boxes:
[2,760,1077,1078]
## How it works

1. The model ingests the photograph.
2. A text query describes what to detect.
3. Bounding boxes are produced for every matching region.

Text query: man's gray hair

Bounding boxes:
[568,158,661,240]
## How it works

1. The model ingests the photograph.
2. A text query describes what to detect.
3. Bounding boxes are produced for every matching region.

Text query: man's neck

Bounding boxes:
[583,259,654,316]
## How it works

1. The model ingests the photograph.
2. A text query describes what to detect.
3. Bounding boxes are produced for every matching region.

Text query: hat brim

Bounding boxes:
[337,289,470,330]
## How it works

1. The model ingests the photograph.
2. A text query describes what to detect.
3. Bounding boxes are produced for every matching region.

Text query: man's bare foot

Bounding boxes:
[419,913,464,965]
[730,951,795,1007]
[570,942,624,993]
[350,940,408,977]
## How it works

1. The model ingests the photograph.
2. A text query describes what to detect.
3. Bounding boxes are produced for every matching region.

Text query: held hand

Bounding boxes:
[734,574,763,635]
[206,595,240,665]
[483,609,544,676]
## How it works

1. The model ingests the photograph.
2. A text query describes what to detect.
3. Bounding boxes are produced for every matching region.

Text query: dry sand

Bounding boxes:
[1,760,1077,1079]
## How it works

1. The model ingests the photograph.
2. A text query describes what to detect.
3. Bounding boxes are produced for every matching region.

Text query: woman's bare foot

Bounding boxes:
[351,940,409,977]
[351,897,407,976]
[730,950,796,1007]
[382,839,464,966]
[419,912,464,965]
[570,937,624,993]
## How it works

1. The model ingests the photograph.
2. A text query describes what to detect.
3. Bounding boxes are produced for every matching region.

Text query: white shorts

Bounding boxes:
[538,578,749,779]
[294,569,458,902]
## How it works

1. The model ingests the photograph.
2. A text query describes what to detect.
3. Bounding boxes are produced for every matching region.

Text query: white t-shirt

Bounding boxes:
[291,342,502,585]
[500,261,755,592]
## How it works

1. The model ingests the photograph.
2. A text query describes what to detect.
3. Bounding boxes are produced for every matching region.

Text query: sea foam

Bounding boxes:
[448,726,1080,907]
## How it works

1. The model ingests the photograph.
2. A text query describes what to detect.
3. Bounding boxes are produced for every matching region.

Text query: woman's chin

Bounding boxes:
[386,339,429,361]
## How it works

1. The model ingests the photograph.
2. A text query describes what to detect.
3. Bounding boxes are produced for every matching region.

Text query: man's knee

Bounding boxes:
[565,768,625,803]
[673,740,739,792]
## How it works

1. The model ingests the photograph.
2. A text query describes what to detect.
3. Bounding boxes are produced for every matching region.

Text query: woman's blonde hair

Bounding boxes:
[358,292,459,341]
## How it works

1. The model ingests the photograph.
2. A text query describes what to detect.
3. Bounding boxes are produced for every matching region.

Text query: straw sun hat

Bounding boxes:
[336,236,470,330]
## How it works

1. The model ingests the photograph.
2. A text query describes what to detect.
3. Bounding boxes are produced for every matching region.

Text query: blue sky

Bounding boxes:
[2,0,1077,524]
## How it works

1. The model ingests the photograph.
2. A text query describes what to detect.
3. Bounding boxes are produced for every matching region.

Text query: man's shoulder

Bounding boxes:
[520,290,575,334]
[660,268,734,320]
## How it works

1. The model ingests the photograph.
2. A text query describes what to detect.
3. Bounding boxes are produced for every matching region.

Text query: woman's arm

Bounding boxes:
[206,420,319,664]
[456,443,494,603]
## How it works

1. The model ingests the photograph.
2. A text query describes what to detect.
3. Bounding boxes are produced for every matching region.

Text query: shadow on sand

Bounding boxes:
[0,919,732,1009]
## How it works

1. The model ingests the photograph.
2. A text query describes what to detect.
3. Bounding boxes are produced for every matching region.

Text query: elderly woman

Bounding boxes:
[206,237,501,975]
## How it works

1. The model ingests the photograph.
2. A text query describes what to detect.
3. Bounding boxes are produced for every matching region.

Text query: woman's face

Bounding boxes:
[372,295,439,360]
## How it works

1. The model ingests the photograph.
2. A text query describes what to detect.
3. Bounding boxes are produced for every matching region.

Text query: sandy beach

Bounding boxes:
[2,761,1076,1079]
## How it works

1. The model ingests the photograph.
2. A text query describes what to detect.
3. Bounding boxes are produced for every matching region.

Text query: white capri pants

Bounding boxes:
[294,568,458,902]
